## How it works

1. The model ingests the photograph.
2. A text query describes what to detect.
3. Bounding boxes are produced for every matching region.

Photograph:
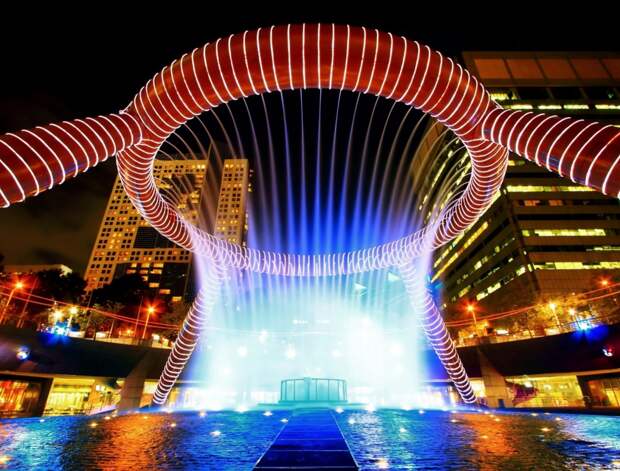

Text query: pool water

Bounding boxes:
[1,409,619,470]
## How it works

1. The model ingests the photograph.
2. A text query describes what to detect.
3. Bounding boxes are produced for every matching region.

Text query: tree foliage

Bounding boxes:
[35,269,86,303]
[90,274,149,308]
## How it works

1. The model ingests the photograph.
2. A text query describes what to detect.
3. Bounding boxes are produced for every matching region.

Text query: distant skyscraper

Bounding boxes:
[85,158,206,302]
[416,51,620,314]
[214,159,250,246]
[85,155,251,301]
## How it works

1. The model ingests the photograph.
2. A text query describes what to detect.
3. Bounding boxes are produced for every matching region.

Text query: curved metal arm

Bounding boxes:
[0,112,141,206]
[399,259,476,404]
[152,259,225,406]
[482,108,620,197]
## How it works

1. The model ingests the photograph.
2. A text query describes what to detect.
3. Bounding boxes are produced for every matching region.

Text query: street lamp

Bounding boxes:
[17,277,37,329]
[0,281,25,324]
[466,303,479,335]
[67,306,78,332]
[548,302,561,330]
[142,305,157,340]
[52,309,63,322]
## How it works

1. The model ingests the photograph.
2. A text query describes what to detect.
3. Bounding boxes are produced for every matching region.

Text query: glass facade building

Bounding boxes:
[419,51,620,315]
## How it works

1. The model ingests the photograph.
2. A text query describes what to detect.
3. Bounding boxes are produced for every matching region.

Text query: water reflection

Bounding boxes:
[0,410,284,470]
[335,409,620,470]
[0,409,619,470]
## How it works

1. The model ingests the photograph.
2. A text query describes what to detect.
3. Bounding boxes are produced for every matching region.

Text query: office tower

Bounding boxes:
[84,158,208,301]
[421,52,620,314]
[214,159,250,246]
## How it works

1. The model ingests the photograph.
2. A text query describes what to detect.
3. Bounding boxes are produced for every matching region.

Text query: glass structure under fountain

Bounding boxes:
[279,378,348,404]
[0,24,619,414]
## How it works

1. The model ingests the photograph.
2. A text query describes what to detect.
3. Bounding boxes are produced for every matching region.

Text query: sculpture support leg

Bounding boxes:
[152,260,224,406]
[398,260,476,404]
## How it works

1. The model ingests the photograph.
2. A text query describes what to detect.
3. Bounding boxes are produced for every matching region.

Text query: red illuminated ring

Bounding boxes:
[115,24,508,275]
[3,25,618,275]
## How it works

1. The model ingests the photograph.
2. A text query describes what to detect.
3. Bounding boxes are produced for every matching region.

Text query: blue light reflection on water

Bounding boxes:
[336,409,620,470]
[1,409,620,470]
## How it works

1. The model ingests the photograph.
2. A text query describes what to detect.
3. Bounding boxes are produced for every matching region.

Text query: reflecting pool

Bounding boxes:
[1,409,619,470]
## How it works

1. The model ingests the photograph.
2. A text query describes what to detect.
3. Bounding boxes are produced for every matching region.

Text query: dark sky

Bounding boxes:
[0,5,617,273]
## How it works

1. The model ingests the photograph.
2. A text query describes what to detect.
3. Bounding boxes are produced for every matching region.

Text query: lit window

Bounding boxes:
[507,185,593,193]
[522,228,607,237]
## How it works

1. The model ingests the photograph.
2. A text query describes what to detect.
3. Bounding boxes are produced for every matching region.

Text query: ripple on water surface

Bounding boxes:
[1,409,620,470]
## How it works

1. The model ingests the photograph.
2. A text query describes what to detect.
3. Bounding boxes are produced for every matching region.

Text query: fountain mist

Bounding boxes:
[159,89,465,409]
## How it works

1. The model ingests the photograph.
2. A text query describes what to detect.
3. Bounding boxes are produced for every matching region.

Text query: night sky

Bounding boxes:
[0,6,616,273]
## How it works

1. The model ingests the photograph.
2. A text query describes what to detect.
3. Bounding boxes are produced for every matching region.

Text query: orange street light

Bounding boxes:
[599,278,613,295]
[142,304,158,340]
[0,280,25,324]
[466,303,478,334]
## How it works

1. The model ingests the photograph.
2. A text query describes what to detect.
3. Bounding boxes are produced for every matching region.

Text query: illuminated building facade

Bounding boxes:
[213,159,250,245]
[84,158,208,300]
[427,51,620,313]
[84,156,250,301]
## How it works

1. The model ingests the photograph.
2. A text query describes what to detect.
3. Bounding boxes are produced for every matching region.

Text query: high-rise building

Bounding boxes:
[84,158,208,301]
[213,159,250,246]
[418,51,620,315]
[85,156,251,301]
